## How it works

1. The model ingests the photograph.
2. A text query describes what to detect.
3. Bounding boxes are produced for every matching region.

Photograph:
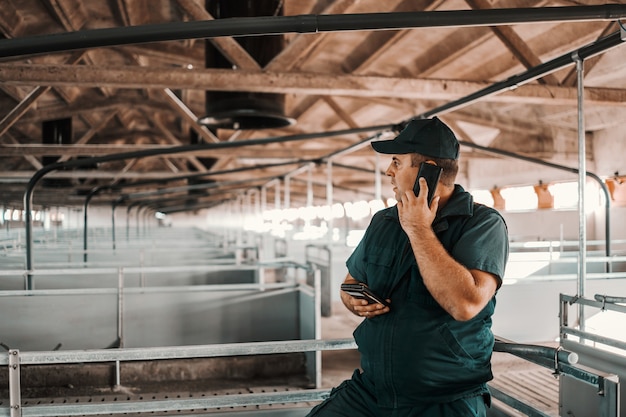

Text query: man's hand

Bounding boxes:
[397,177,439,240]
[340,276,390,318]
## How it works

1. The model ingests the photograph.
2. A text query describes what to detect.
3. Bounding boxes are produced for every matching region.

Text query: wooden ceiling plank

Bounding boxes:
[0,86,51,137]
[45,0,88,31]
[348,0,447,75]
[114,0,133,26]
[0,85,28,102]
[415,27,493,78]
[561,22,618,87]
[0,52,84,136]
[14,98,166,125]
[115,44,204,66]
[0,143,336,159]
[466,0,559,85]
[158,88,220,143]
[265,0,360,72]
[0,132,43,170]
[174,0,261,71]
[0,0,27,38]
[3,64,625,107]
[56,111,118,163]
[152,113,208,172]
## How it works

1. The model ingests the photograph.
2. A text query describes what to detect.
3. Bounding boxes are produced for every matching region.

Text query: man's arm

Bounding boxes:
[407,226,498,321]
[398,181,499,321]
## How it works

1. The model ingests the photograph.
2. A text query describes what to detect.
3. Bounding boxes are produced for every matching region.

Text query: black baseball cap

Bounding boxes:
[371,117,460,160]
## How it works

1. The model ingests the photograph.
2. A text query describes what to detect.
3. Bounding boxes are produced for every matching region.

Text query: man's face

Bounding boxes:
[384,154,419,201]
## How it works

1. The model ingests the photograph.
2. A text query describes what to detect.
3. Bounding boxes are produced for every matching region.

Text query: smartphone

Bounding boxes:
[341,283,390,307]
[413,162,443,205]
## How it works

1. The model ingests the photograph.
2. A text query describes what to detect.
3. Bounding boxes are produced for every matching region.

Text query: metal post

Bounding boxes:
[83,193,95,263]
[326,159,333,244]
[115,267,125,388]
[284,176,291,210]
[111,200,118,250]
[126,205,132,241]
[574,52,587,332]
[8,349,21,417]
[599,375,620,417]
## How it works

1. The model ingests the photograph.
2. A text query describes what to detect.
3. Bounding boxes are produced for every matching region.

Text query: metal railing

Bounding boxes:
[1,338,356,417]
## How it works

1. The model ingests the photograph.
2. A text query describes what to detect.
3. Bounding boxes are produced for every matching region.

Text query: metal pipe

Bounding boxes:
[82,186,107,263]
[326,160,333,244]
[125,202,141,242]
[493,340,578,365]
[594,294,626,305]
[1,6,625,58]
[111,199,120,251]
[82,192,93,264]
[574,52,587,332]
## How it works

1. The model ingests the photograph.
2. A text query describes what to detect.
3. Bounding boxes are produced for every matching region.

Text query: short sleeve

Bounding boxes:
[451,207,509,287]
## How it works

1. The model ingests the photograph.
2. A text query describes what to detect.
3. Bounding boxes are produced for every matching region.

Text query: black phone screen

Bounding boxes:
[413,162,443,204]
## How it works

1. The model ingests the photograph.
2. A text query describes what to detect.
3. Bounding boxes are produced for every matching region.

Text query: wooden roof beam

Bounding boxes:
[2,64,625,107]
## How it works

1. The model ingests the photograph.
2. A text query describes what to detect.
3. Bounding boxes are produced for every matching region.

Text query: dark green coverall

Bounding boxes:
[307,185,509,417]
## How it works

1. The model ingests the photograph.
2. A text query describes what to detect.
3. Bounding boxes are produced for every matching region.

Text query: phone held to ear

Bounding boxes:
[341,283,390,307]
[413,162,443,205]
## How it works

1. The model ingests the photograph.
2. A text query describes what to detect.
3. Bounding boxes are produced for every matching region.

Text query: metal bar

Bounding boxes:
[16,389,329,417]
[0,282,299,299]
[594,294,626,304]
[1,6,625,58]
[493,341,578,365]
[561,294,626,315]
[8,350,21,417]
[82,191,97,263]
[1,338,356,366]
[116,267,124,349]
[559,362,602,388]
[560,328,626,352]
[574,52,587,331]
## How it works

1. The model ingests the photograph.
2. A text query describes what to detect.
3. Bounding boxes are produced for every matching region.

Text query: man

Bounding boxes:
[307,117,509,417]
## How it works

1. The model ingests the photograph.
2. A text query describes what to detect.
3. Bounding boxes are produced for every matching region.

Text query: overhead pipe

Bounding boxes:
[1,5,625,58]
